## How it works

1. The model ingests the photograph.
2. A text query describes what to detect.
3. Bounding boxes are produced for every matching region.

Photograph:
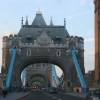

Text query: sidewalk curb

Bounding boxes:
[66,93,86,99]
[0,92,30,100]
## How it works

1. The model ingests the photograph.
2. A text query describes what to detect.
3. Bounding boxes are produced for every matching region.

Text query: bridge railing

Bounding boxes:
[18,42,69,48]
[18,41,83,50]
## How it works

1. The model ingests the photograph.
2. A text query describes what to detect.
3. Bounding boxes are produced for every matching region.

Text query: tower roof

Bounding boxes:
[18,12,70,39]
[32,12,47,26]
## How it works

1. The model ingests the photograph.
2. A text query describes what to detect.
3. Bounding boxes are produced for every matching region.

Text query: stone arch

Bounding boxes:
[12,56,72,89]
[28,74,48,88]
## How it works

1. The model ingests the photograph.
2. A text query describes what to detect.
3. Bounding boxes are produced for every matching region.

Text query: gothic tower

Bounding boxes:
[94,0,100,81]
[2,36,9,74]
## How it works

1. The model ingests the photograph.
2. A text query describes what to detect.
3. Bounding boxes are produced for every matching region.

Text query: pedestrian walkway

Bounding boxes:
[66,92,93,100]
[0,92,29,100]
[63,90,89,99]
[67,92,86,98]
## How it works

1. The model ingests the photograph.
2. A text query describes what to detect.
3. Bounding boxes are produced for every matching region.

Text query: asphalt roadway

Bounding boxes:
[19,91,92,100]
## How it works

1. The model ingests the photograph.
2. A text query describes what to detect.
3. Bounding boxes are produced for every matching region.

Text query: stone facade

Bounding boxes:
[1,12,85,89]
[85,71,95,88]
[0,73,4,88]
[94,0,100,82]
[25,63,52,88]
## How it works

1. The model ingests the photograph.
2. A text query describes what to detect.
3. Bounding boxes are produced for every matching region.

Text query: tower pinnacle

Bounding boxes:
[50,17,53,26]
[64,18,66,28]
[21,17,24,26]
[25,16,29,25]
[36,9,42,15]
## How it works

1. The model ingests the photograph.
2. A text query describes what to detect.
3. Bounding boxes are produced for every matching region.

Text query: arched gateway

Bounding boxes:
[2,12,85,90]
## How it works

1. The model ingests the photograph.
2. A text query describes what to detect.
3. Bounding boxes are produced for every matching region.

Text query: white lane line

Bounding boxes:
[52,96,57,99]
[58,98,62,100]
[43,92,56,100]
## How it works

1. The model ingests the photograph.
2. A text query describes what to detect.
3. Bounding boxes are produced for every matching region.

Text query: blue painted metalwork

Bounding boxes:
[51,65,59,88]
[71,48,88,95]
[5,48,16,90]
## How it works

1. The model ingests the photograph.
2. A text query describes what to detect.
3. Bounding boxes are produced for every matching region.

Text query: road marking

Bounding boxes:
[52,96,57,99]
[43,92,62,100]
[43,92,56,99]
[58,98,62,100]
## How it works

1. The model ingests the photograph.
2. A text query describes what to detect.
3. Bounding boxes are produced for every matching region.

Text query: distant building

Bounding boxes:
[94,0,100,82]
[85,70,95,88]
[0,73,3,88]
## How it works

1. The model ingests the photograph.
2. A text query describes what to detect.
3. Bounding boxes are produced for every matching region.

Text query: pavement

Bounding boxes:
[66,92,87,98]
[0,92,29,100]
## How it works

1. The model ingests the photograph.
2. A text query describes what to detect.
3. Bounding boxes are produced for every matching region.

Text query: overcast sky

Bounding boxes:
[0,0,94,73]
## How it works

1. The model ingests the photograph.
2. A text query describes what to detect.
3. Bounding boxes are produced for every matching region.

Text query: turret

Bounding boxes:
[21,17,24,26]
[2,36,10,74]
[25,16,29,25]
[50,17,53,26]
[64,18,66,29]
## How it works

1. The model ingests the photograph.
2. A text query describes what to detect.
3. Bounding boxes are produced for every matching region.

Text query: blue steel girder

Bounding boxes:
[5,48,16,90]
[71,48,88,95]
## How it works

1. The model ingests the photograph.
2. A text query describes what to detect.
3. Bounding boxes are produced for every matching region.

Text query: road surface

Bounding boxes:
[19,91,91,100]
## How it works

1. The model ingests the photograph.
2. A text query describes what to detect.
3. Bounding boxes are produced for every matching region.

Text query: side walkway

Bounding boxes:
[66,92,92,100]
[66,92,86,98]
[0,92,29,100]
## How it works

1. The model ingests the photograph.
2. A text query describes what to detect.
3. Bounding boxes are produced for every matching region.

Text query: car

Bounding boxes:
[41,88,48,91]
[89,88,100,100]
[31,85,41,91]
[48,87,58,94]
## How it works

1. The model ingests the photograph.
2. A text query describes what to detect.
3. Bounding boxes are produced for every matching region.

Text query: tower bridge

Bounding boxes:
[1,12,86,94]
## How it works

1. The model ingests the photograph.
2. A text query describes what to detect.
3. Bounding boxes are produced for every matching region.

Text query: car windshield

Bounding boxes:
[93,90,100,94]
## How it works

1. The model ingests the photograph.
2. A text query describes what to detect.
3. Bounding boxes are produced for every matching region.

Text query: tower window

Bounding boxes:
[27,48,31,56]
[26,36,32,43]
[54,37,62,44]
[56,50,61,56]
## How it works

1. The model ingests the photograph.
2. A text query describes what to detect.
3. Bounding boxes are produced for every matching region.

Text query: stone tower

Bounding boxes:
[2,36,10,74]
[1,12,85,89]
[94,0,100,81]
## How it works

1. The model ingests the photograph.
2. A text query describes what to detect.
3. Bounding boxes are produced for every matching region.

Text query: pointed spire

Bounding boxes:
[21,16,24,26]
[32,11,46,26]
[36,9,42,15]
[25,16,29,25]
[64,18,66,28]
[50,17,53,26]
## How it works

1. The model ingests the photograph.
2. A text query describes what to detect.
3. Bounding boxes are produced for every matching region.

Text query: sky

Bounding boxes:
[0,0,94,73]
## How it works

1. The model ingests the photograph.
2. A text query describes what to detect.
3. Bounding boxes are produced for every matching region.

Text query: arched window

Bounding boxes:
[27,48,31,56]
[56,50,61,56]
